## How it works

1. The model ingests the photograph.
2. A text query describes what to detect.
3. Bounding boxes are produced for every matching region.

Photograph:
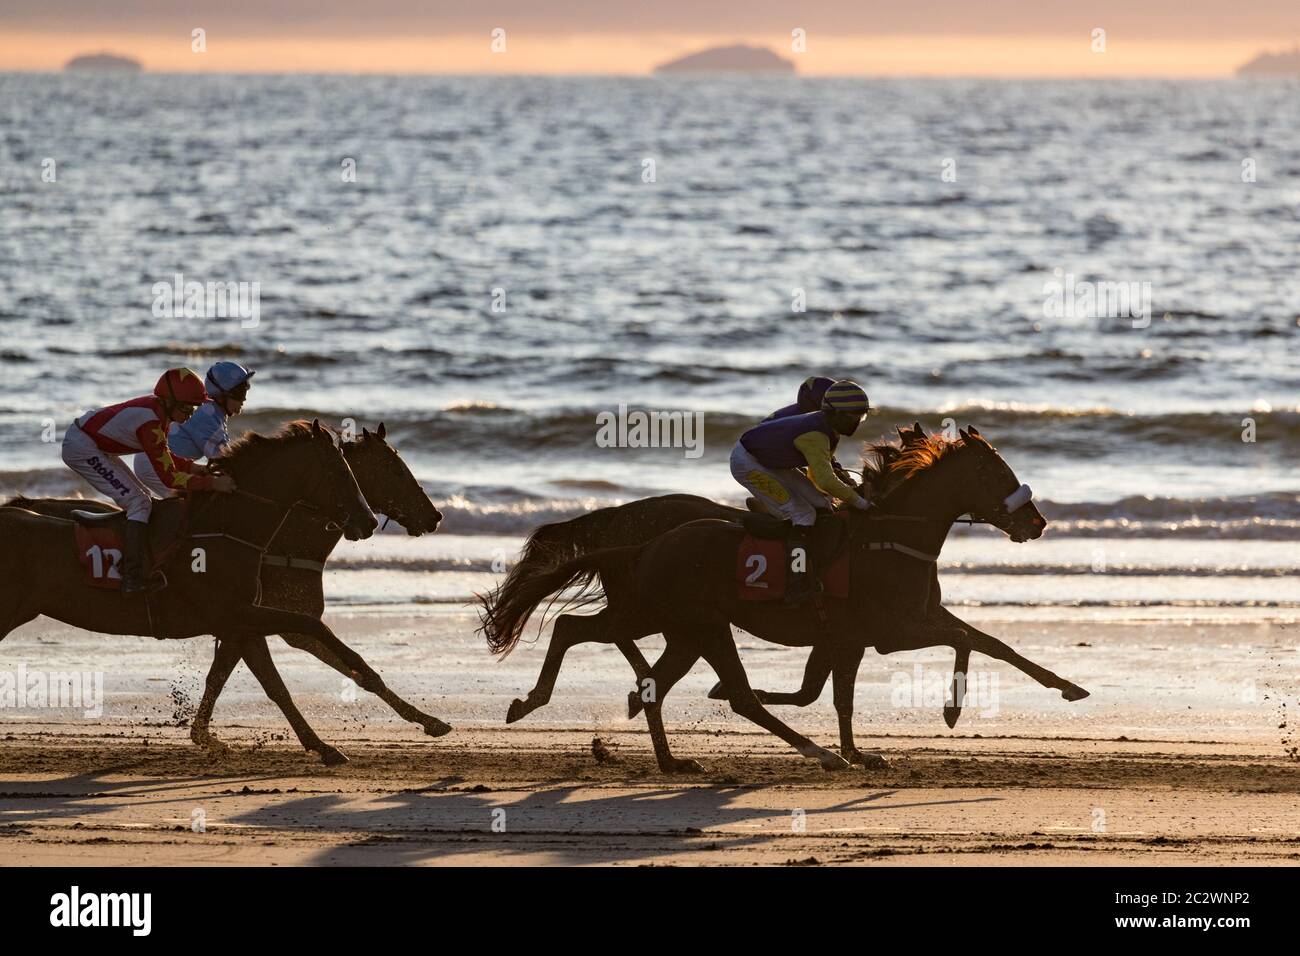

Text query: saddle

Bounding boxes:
[735,511,851,602]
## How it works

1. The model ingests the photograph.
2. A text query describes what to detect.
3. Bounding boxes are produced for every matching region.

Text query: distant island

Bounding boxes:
[64,53,143,72]
[1236,47,1300,76]
[654,44,795,75]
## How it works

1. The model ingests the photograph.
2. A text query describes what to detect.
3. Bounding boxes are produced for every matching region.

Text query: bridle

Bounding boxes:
[841,440,1037,559]
[962,450,1035,535]
[188,433,365,557]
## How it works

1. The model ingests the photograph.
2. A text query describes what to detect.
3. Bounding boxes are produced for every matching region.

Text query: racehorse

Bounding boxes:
[481,427,1088,772]
[8,422,448,764]
[0,420,379,760]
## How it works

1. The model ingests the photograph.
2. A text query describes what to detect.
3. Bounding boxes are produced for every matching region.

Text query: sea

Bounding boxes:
[1,73,1297,618]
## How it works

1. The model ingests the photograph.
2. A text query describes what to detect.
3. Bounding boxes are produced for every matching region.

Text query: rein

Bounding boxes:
[180,435,352,564]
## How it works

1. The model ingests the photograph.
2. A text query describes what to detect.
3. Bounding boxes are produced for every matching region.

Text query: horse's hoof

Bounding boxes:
[1061,684,1090,702]
[191,729,226,752]
[943,705,962,729]
[847,750,889,770]
[317,746,350,766]
[659,757,704,774]
[818,750,851,772]
[627,691,644,719]
[505,699,528,724]
[706,681,728,701]
[423,718,453,738]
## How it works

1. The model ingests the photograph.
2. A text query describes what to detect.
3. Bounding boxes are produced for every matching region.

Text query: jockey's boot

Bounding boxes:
[119,520,149,596]
[783,525,822,606]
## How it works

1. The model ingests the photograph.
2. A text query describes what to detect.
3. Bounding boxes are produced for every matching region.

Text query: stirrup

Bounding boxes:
[122,569,166,596]
[783,575,822,606]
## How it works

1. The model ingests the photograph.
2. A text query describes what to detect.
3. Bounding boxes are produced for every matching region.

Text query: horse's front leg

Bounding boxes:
[239,635,349,765]
[227,606,374,679]
[831,643,886,768]
[278,631,451,738]
[933,606,1089,701]
[707,642,833,706]
[944,644,972,728]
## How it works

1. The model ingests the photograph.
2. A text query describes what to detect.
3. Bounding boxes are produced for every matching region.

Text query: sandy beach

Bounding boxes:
[2,607,1296,865]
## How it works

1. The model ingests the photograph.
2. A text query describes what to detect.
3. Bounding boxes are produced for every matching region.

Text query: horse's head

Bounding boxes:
[301,420,378,541]
[224,420,377,541]
[953,426,1045,542]
[343,422,443,536]
[861,424,1045,542]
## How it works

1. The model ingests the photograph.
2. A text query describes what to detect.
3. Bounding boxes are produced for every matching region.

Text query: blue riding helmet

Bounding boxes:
[205,361,256,399]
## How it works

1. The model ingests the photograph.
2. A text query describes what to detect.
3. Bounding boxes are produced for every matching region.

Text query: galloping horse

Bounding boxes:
[9,422,448,764]
[482,424,1087,751]
[481,427,1088,772]
[0,420,379,758]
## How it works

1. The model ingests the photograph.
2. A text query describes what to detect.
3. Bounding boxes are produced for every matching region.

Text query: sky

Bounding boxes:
[2,1,1299,76]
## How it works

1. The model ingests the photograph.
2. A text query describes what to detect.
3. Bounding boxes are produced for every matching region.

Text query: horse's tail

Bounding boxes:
[477,545,640,658]
[508,511,603,580]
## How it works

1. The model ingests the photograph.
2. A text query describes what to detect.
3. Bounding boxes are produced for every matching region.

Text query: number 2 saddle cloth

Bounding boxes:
[735,511,851,602]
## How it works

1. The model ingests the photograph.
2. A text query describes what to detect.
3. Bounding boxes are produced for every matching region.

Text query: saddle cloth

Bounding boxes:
[71,498,188,589]
[735,513,850,602]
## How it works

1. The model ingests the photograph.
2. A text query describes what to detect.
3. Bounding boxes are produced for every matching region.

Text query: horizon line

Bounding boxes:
[4,67,1273,80]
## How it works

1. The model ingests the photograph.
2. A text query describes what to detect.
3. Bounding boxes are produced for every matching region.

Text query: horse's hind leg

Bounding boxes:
[191,636,244,752]
[697,622,850,771]
[277,631,451,738]
[239,636,348,765]
[506,611,613,723]
[615,637,703,774]
[627,637,704,773]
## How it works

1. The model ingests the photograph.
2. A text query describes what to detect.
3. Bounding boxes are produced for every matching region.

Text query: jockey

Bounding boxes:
[133,361,255,497]
[61,368,237,594]
[731,380,874,603]
[763,375,834,422]
[762,375,855,487]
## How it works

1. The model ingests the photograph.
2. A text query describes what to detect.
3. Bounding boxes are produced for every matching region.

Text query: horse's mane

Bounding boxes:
[221,420,332,470]
[859,433,962,496]
[2,495,35,509]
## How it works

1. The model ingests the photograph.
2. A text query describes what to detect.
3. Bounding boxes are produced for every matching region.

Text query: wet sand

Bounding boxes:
[1,608,1297,865]
[1,726,1298,865]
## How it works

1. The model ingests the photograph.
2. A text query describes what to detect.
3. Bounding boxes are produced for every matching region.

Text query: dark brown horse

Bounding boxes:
[0,420,380,754]
[8,423,448,764]
[481,427,1088,772]
[190,423,448,761]
[484,424,1085,740]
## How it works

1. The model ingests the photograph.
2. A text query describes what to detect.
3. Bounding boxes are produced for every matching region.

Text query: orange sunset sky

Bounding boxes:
[2,1,1298,76]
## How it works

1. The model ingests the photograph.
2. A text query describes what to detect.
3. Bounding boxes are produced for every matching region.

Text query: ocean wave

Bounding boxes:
[950,599,1300,609]
[4,460,1295,541]
[201,402,1300,460]
[324,555,1296,576]
[431,491,1300,539]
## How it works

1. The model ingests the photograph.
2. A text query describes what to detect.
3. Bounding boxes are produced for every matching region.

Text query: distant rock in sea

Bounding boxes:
[64,53,142,73]
[654,44,795,75]
[1236,47,1300,76]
